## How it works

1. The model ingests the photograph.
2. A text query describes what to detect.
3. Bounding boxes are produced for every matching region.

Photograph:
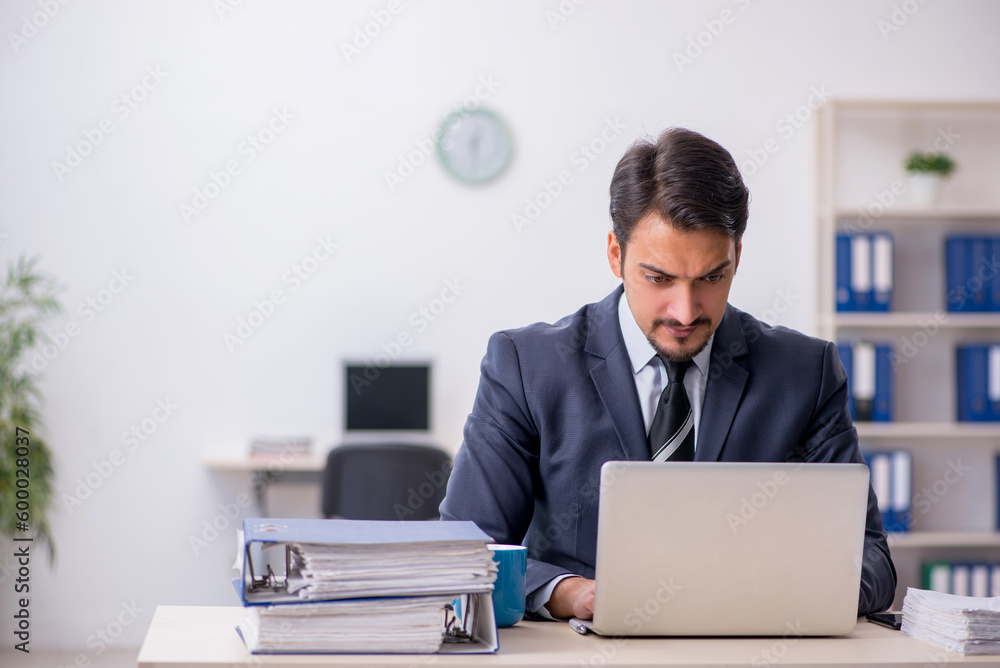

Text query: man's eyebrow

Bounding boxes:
[637,259,732,278]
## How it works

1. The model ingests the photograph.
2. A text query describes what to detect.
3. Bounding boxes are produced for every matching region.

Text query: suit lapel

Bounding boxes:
[696,305,750,462]
[586,286,649,461]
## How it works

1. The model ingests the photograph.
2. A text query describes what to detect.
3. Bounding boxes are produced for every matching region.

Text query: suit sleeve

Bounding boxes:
[797,341,897,615]
[439,332,574,595]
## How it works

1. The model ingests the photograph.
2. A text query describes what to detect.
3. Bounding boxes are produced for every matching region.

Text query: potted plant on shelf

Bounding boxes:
[0,255,61,560]
[904,151,957,207]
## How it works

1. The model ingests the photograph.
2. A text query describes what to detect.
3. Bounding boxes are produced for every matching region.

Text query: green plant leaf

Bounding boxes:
[0,253,63,563]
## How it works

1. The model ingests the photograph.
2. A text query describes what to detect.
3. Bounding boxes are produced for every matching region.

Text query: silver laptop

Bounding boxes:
[580,461,869,637]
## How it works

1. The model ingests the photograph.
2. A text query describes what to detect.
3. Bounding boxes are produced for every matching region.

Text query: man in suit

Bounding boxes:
[439,127,896,620]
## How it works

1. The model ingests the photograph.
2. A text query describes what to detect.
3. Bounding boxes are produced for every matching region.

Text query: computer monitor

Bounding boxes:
[344,363,430,431]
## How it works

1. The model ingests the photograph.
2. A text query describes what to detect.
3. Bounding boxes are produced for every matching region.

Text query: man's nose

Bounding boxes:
[668,285,700,325]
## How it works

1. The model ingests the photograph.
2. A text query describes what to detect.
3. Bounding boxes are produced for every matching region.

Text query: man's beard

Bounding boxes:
[645,317,713,363]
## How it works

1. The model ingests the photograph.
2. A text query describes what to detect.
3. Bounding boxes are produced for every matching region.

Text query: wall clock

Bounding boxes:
[436,108,513,184]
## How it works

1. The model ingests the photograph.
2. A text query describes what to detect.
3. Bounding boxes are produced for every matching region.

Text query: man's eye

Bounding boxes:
[704,273,724,283]
[645,275,666,284]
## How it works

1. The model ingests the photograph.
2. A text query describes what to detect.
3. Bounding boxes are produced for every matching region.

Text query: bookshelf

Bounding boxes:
[816,100,1000,605]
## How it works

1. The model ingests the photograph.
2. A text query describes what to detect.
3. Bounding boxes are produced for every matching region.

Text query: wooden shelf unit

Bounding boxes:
[816,99,1000,604]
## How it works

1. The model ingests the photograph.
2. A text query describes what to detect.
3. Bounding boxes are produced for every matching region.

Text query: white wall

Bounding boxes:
[1,0,998,651]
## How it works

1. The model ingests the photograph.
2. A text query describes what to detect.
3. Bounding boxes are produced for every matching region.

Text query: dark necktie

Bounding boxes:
[648,356,695,461]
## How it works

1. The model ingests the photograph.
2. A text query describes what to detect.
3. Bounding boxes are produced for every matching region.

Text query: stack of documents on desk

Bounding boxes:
[901,587,1000,655]
[235,518,499,654]
[239,596,457,653]
[287,534,496,600]
[248,435,313,457]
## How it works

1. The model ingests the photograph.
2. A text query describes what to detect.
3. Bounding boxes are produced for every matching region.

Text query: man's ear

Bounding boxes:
[607,232,624,279]
[734,239,742,274]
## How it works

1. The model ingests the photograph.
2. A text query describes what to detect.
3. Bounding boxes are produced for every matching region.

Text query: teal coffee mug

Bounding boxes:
[488,544,527,627]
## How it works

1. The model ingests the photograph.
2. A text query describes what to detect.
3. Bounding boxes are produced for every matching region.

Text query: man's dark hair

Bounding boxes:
[609,127,750,249]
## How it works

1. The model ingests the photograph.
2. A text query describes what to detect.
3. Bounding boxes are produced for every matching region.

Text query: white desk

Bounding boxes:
[202,454,326,515]
[201,454,327,473]
[138,606,994,667]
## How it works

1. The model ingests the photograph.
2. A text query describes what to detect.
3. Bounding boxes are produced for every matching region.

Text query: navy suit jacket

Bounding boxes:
[440,286,897,615]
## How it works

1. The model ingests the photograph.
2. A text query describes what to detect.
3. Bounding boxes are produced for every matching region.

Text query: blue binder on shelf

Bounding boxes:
[836,234,855,311]
[874,344,893,421]
[838,341,893,422]
[836,233,892,312]
[886,450,912,532]
[851,234,872,311]
[871,232,893,312]
[992,238,1000,311]
[865,451,892,528]
[946,236,999,312]
[970,237,991,312]
[863,450,911,533]
[945,236,969,312]
[956,344,1000,422]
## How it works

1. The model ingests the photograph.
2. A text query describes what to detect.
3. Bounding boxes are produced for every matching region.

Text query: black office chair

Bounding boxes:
[321,444,452,520]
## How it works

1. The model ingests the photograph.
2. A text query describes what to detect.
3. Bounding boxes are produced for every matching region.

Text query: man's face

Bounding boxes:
[607,213,741,362]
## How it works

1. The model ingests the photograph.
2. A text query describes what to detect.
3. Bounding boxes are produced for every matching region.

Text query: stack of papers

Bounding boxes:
[248,436,313,457]
[288,541,496,600]
[235,518,499,654]
[239,596,456,653]
[901,587,1000,655]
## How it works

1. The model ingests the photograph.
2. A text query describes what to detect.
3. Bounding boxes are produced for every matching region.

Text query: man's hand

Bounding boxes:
[545,576,596,619]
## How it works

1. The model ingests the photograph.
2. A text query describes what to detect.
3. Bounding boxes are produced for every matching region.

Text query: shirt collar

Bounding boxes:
[617,289,714,378]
